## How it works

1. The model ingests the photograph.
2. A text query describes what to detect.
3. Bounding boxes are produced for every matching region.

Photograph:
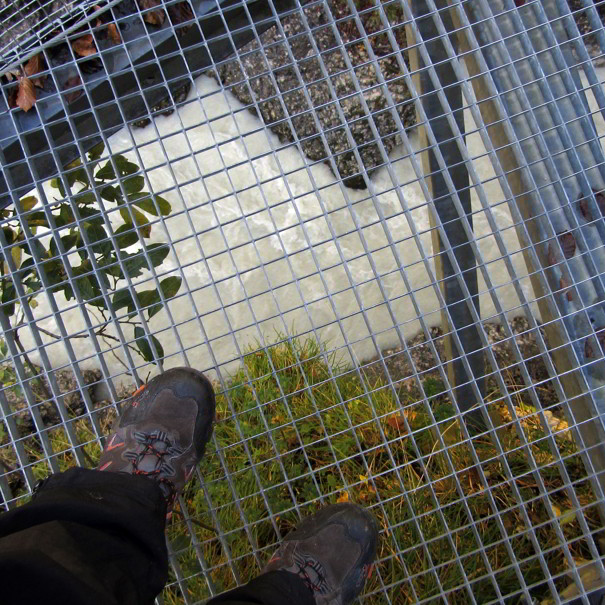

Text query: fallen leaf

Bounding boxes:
[336,492,349,503]
[64,75,83,103]
[168,1,194,33]
[551,502,562,517]
[16,77,36,112]
[139,0,165,25]
[72,34,97,57]
[585,338,594,359]
[558,509,576,525]
[559,276,573,301]
[24,54,46,88]
[387,414,408,433]
[558,232,576,260]
[107,22,121,44]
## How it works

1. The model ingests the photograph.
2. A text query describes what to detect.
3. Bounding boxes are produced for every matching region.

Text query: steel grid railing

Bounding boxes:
[2,0,605,603]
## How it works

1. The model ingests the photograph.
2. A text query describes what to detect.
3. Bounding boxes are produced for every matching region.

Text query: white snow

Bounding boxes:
[18,70,605,384]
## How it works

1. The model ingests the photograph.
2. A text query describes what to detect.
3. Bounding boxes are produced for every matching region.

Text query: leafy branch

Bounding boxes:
[0,141,182,366]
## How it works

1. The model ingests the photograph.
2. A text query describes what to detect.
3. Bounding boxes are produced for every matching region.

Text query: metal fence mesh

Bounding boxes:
[2,0,605,603]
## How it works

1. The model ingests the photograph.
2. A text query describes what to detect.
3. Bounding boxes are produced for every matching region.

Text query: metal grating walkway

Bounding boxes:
[2,0,605,603]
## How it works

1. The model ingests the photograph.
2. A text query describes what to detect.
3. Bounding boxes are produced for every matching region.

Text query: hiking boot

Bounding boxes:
[263,503,378,605]
[99,367,215,509]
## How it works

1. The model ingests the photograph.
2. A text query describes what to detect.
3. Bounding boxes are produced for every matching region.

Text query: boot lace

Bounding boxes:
[293,551,330,595]
[124,430,184,502]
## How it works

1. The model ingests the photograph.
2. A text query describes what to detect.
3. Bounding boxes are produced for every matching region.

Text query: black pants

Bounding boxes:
[0,468,314,605]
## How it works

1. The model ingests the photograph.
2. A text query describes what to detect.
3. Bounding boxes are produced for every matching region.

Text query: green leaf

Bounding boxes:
[147,243,170,267]
[1,280,16,317]
[114,224,140,249]
[96,160,116,181]
[11,245,22,269]
[77,206,104,226]
[18,235,47,259]
[124,176,145,194]
[112,289,136,314]
[70,167,89,188]
[88,140,105,161]
[50,234,78,259]
[82,223,112,258]
[17,257,36,281]
[24,212,49,228]
[0,339,7,358]
[2,227,16,245]
[129,193,171,216]
[115,155,139,176]
[100,186,118,202]
[120,252,148,279]
[138,288,162,319]
[75,275,95,300]
[75,191,97,205]
[42,260,66,287]
[119,207,151,238]
[160,276,181,299]
[134,326,164,363]
[20,196,38,212]
[96,155,139,180]
[139,276,181,320]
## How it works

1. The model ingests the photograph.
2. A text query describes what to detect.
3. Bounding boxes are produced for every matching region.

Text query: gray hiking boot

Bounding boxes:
[263,503,379,605]
[99,367,215,510]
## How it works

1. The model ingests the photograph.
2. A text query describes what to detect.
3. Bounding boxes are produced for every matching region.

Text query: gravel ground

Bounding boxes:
[4,317,559,435]
[364,316,560,414]
[209,0,415,189]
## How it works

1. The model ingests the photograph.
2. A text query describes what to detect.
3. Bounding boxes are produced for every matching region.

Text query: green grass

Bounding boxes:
[2,336,602,604]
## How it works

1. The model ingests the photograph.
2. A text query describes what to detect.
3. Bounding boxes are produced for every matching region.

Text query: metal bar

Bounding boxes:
[409,0,485,433]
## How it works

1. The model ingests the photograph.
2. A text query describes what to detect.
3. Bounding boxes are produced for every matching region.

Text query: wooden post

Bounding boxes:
[446,0,605,520]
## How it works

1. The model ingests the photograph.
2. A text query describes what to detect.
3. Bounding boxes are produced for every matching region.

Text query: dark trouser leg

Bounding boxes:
[0,467,168,605]
[208,570,315,605]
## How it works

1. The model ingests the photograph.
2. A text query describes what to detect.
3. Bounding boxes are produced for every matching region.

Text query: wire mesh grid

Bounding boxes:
[2,0,605,602]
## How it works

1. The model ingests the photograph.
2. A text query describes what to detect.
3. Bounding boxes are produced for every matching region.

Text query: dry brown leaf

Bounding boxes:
[578,195,593,221]
[107,22,122,44]
[168,1,194,34]
[72,34,97,57]
[559,276,573,302]
[24,54,46,89]
[387,414,408,433]
[336,491,349,503]
[547,242,558,266]
[16,77,36,112]
[558,231,576,260]
[139,0,165,25]
[64,75,83,103]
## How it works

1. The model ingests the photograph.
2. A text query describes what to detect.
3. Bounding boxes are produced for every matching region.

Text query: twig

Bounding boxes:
[37,326,87,340]
[13,330,53,403]
[171,507,217,533]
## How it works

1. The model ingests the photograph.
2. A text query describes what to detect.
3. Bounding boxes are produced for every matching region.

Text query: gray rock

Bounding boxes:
[210,1,415,189]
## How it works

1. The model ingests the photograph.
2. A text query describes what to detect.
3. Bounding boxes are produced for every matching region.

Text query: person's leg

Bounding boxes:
[208,570,316,605]
[208,503,378,605]
[0,367,216,605]
[0,467,168,605]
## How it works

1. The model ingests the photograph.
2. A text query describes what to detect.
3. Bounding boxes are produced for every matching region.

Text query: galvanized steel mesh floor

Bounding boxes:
[2,0,605,603]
